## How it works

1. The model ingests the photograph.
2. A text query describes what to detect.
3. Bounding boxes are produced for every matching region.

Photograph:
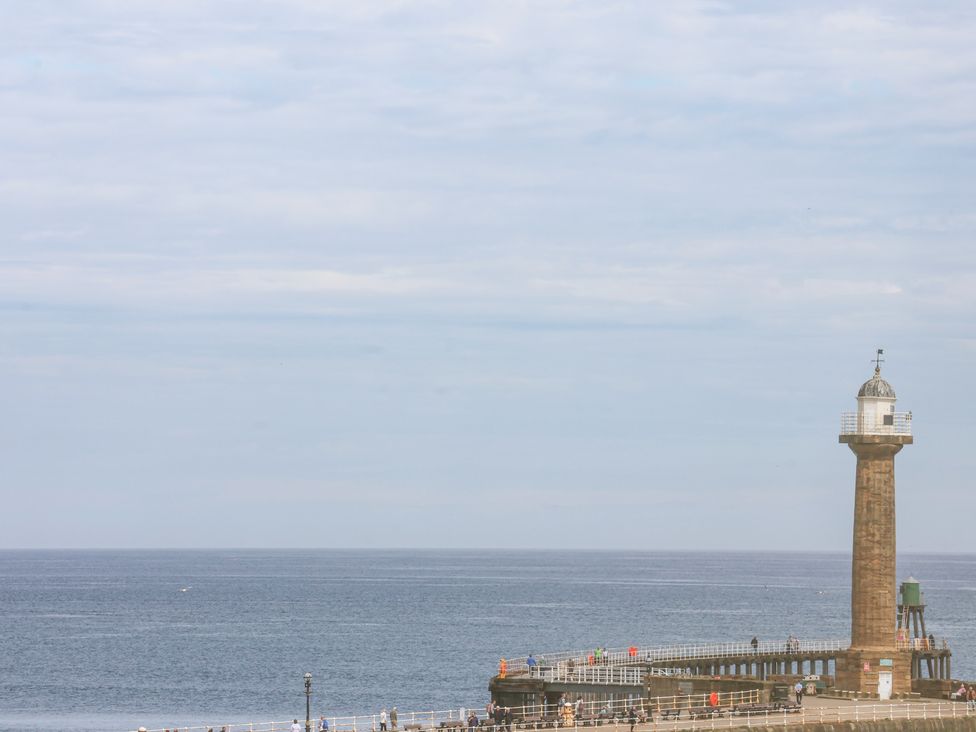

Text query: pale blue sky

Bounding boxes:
[2,1,974,549]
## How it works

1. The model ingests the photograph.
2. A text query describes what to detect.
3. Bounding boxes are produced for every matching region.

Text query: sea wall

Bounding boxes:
[645,676,769,702]
[724,717,976,732]
[914,678,956,698]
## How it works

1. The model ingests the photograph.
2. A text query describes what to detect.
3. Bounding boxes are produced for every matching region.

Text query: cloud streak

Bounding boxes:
[1,0,975,549]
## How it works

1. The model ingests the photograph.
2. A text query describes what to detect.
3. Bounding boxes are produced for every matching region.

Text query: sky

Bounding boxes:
[1,1,975,550]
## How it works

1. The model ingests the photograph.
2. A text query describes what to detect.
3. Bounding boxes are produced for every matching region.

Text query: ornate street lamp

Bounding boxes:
[304,672,313,732]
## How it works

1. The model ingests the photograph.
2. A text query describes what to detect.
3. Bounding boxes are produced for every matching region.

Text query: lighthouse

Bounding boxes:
[835,350,913,698]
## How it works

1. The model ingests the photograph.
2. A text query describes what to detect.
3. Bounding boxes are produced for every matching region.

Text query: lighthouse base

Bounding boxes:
[835,649,913,698]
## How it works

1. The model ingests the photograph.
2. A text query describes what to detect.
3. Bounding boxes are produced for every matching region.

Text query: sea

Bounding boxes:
[1,550,974,732]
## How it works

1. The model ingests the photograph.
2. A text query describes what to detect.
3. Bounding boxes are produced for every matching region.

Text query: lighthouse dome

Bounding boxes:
[858,369,896,399]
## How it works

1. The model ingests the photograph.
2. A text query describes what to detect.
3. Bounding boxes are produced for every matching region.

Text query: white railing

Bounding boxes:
[839,412,912,436]
[506,640,849,675]
[896,636,949,651]
[127,698,976,732]
[126,691,763,732]
[529,665,644,685]
[654,701,971,728]
[647,668,692,678]
[648,640,847,663]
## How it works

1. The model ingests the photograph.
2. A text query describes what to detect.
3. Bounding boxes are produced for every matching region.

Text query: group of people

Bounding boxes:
[484,699,514,731]
[301,707,399,732]
[375,708,398,731]
[750,634,801,653]
[955,684,976,710]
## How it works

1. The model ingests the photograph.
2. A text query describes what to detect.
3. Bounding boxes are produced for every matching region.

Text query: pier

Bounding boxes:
[509,639,850,681]
[489,637,953,714]
[499,636,952,680]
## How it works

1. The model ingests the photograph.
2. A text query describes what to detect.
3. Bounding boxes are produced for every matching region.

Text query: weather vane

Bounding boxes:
[872,348,885,372]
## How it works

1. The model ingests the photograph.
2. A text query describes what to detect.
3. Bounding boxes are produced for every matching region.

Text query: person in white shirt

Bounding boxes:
[291,720,302,732]
[380,709,388,731]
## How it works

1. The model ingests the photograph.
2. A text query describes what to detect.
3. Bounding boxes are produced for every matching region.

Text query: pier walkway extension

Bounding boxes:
[513,640,845,681]
[504,637,952,682]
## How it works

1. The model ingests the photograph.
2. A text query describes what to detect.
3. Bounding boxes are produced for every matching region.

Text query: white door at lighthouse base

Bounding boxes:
[878,672,893,701]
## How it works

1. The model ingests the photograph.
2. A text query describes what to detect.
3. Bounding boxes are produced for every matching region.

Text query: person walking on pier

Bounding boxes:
[628,707,637,732]
[391,708,398,730]
[794,681,804,705]
[750,636,758,653]
[380,709,388,731]
[291,721,302,732]
[320,717,329,732]
[467,712,478,732]
[494,703,505,730]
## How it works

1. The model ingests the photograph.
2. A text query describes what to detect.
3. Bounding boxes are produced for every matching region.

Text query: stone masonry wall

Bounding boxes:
[849,442,902,651]
[721,716,976,732]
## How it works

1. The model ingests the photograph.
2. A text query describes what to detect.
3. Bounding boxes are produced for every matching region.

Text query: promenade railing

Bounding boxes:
[652,701,973,728]
[125,689,763,732]
[127,698,976,732]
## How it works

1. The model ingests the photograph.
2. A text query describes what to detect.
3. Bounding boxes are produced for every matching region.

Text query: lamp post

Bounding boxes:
[304,672,312,732]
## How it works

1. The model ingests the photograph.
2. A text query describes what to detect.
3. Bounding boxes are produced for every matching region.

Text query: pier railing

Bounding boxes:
[530,666,719,683]
[529,665,644,685]
[896,636,949,651]
[127,698,976,732]
[507,640,849,675]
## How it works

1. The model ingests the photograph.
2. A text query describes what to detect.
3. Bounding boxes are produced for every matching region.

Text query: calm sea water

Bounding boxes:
[1,550,974,732]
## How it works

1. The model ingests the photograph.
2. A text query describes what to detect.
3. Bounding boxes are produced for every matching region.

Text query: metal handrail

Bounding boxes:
[529,666,644,685]
[896,637,949,651]
[126,691,763,732]
[839,411,912,435]
[506,639,850,674]
[127,698,976,732]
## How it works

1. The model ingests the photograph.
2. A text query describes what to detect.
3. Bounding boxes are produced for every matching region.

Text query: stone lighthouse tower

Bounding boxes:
[835,350,913,698]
